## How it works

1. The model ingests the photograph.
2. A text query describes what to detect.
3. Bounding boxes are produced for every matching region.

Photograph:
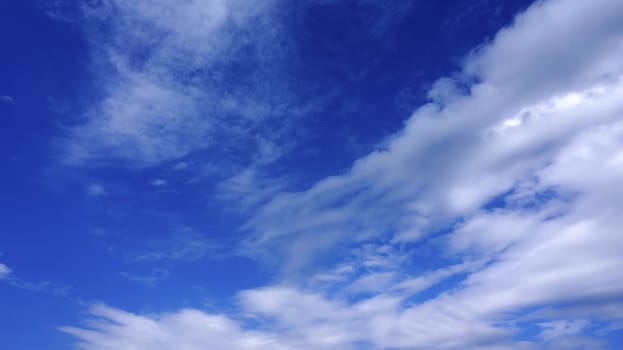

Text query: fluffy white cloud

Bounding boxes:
[244,0,623,270]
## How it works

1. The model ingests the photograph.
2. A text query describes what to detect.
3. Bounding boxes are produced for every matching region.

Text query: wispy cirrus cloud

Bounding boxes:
[116,229,229,286]
[55,0,315,290]
[130,231,225,263]
[0,261,75,299]
[61,0,302,169]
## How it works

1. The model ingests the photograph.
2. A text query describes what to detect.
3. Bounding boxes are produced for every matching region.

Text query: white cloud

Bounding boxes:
[243,0,623,270]
[62,0,289,167]
[64,0,623,349]
[61,304,291,350]
[0,262,11,279]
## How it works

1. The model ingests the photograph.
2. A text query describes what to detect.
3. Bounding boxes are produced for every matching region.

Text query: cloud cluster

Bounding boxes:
[64,0,623,349]
[244,0,623,270]
[63,0,293,167]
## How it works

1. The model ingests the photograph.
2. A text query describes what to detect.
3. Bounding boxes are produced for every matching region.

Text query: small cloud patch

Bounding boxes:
[0,263,12,279]
[150,179,167,187]
[0,95,15,105]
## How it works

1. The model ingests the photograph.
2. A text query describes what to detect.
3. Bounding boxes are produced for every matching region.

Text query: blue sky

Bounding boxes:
[2,0,623,349]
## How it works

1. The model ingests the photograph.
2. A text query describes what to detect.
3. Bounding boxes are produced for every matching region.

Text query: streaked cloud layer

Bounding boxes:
[2,0,623,349]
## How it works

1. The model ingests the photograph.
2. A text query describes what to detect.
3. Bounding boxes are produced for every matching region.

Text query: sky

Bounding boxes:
[1,0,623,349]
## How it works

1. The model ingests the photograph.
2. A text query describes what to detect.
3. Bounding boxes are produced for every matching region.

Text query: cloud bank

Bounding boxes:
[64,0,623,349]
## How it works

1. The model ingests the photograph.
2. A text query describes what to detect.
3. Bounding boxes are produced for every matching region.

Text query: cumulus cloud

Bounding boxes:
[64,0,623,349]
